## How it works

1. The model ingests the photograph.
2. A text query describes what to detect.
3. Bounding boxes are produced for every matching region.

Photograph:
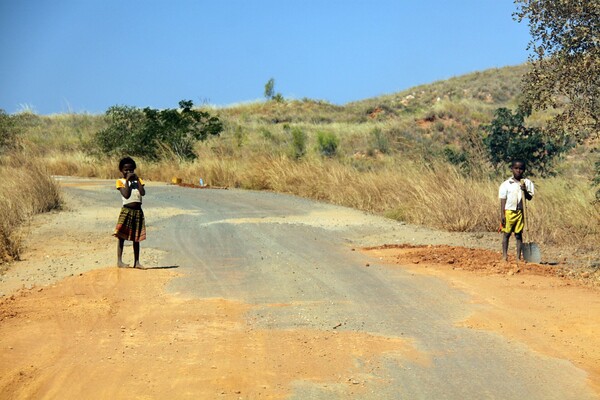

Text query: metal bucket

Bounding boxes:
[522,242,541,263]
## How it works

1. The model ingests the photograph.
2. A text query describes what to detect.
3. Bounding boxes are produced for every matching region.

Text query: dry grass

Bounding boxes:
[0,154,63,264]
[527,178,600,251]
[42,151,115,178]
[2,146,598,266]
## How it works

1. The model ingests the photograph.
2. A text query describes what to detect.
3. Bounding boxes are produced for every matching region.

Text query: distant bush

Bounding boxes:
[259,128,278,143]
[92,100,222,160]
[368,128,390,154]
[288,127,307,159]
[233,125,246,148]
[272,93,285,103]
[0,110,20,153]
[316,131,339,157]
[443,146,468,166]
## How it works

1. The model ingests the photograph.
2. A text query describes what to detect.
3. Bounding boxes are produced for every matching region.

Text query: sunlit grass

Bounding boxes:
[0,153,62,264]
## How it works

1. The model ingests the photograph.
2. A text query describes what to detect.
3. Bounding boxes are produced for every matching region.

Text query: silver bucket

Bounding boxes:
[522,242,541,263]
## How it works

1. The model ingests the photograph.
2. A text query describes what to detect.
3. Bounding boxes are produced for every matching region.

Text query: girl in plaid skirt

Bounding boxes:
[113,157,146,268]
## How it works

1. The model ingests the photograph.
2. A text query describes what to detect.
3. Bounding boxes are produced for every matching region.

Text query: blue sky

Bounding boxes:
[0,0,531,115]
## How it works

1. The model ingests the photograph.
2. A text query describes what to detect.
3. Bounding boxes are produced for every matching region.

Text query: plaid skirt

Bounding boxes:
[113,207,146,242]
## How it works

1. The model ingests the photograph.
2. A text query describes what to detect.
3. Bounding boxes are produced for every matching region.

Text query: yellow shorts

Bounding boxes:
[502,209,524,234]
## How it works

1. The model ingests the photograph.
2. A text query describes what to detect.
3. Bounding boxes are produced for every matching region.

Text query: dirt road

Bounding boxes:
[0,177,598,399]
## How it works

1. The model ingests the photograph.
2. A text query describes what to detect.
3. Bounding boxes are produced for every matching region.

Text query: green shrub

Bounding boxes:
[368,128,390,154]
[289,127,307,159]
[316,131,339,157]
[443,146,468,166]
[233,125,246,148]
[0,110,19,153]
[260,128,273,141]
[272,93,285,103]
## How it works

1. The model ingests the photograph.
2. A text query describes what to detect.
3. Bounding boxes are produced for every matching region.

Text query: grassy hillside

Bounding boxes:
[12,64,531,158]
[215,64,529,124]
[350,64,528,111]
[2,64,599,267]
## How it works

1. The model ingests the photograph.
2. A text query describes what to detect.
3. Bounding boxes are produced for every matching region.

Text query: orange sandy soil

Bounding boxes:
[363,244,600,395]
[0,268,424,399]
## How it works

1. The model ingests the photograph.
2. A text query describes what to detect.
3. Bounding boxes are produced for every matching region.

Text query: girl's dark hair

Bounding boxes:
[119,157,136,171]
[511,159,526,169]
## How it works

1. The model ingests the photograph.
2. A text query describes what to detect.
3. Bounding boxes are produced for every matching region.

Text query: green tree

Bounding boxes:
[93,100,222,160]
[93,105,146,157]
[264,78,284,102]
[483,108,572,176]
[144,100,223,158]
[264,78,275,100]
[514,0,599,140]
[514,0,600,195]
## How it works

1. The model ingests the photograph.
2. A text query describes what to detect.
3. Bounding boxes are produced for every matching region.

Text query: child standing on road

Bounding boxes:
[113,157,146,269]
[499,160,534,261]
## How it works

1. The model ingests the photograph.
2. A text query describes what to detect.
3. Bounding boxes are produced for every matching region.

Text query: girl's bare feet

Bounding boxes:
[117,261,130,268]
[133,263,145,269]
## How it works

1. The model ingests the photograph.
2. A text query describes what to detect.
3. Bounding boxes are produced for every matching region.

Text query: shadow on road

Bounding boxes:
[134,265,179,270]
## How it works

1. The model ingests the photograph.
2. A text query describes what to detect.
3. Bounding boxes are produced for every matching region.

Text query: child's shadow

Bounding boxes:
[137,265,179,270]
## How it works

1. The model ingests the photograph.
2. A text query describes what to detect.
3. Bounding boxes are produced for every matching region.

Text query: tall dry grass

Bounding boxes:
[129,154,600,256]
[9,146,599,264]
[41,151,115,178]
[527,178,600,251]
[0,154,63,264]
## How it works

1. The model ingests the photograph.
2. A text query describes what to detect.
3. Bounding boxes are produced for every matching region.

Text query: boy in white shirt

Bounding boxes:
[499,160,534,261]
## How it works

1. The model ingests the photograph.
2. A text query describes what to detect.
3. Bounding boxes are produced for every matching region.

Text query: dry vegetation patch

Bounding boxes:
[0,156,62,265]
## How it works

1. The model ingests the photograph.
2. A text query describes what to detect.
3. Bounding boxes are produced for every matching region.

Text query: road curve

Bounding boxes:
[65,179,595,400]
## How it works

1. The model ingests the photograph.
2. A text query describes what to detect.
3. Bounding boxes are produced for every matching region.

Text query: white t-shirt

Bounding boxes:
[499,177,534,210]
[116,178,144,205]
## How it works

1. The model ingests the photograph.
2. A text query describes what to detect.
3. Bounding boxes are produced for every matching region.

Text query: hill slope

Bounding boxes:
[215,64,528,124]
